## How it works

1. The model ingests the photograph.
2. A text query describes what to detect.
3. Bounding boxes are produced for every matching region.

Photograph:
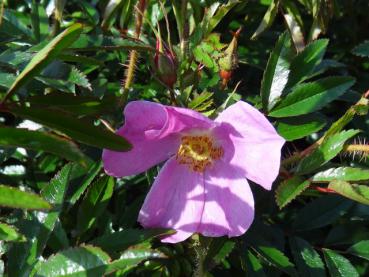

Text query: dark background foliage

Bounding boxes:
[0,0,369,276]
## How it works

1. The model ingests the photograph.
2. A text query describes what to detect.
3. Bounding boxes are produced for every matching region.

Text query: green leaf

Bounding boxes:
[0,127,87,165]
[67,161,102,205]
[35,245,110,277]
[296,130,359,175]
[9,105,131,151]
[0,73,16,88]
[205,1,239,36]
[28,93,117,116]
[1,9,33,40]
[204,238,235,268]
[7,164,72,276]
[313,167,369,182]
[283,13,305,53]
[289,237,326,277]
[276,114,326,141]
[92,228,175,252]
[284,39,329,91]
[252,245,297,276]
[5,23,83,98]
[328,181,369,205]
[70,34,153,52]
[346,240,369,261]
[293,195,353,231]
[243,250,266,276]
[101,0,125,29]
[0,184,51,210]
[77,176,115,234]
[352,40,369,57]
[251,0,279,40]
[323,249,359,277]
[188,91,214,112]
[275,176,311,209]
[68,161,102,205]
[105,249,166,274]
[261,31,293,111]
[325,224,369,246]
[0,222,26,242]
[270,76,355,117]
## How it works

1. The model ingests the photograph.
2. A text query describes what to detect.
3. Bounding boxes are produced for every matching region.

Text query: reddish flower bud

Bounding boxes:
[153,39,178,88]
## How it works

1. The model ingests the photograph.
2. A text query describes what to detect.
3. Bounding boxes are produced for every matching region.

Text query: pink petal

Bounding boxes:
[103,101,214,177]
[138,158,204,243]
[215,101,285,190]
[196,160,254,237]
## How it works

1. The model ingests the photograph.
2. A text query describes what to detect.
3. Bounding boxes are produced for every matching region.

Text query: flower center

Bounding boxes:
[176,135,223,172]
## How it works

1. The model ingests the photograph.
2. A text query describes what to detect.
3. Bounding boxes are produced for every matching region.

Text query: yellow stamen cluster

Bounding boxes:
[176,135,223,172]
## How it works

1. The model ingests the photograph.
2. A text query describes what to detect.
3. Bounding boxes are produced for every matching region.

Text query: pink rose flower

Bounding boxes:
[103,100,285,243]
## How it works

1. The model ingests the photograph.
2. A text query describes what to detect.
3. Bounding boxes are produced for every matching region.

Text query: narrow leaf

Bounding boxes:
[0,185,51,210]
[313,167,369,182]
[9,105,131,151]
[5,23,83,97]
[0,127,87,164]
[261,31,293,111]
[270,76,355,117]
[77,176,115,234]
[284,39,329,91]
[251,0,279,40]
[283,13,305,52]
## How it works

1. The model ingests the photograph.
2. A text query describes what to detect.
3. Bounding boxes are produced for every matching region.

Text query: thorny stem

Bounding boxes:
[344,144,369,158]
[180,0,189,59]
[121,0,146,106]
[281,95,369,168]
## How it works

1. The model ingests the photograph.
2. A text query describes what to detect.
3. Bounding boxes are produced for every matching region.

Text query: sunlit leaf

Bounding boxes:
[289,237,326,277]
[0,222,26,242]
[275,176,310,209]
[313,167,369,182]
[0,185,51,210]
[296,130,359,175]
[270,76,355,117]
[261,31,293,111]
[328,181,369,205]
[276,114,326,141]
[323,249,359,277]
[346,240,369,261]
